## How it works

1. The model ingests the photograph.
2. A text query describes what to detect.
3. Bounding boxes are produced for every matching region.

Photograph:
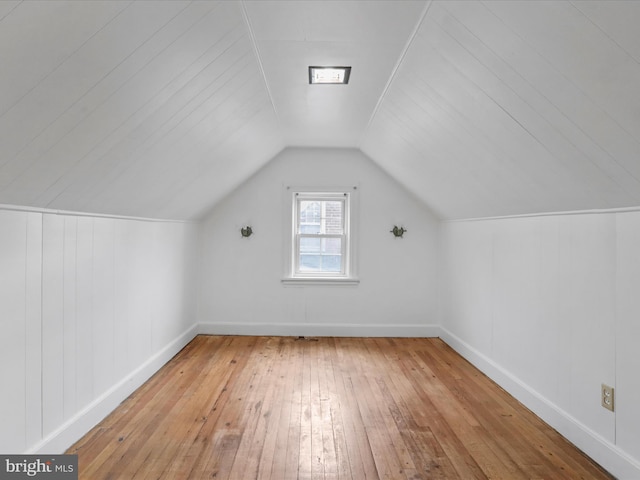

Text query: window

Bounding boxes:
[283,187,358,285]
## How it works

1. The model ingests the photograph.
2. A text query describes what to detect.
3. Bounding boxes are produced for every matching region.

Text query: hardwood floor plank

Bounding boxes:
[332,338,379,480]
[318,339,339,479]
[233,337,283,479]
[298,340,314,479]
[141,337,249,479]
[321,338,352,480]
[155,336,257,479]
[423,340,609,480]
[368,340,455,478]
[401,342,528,479]
[309,340,327,479]
[68,335,614,480]
[258,338,292,480]
[345,338,412,478]
[282,339,304,480]
[71,337,221,478]
[157,336,255,479]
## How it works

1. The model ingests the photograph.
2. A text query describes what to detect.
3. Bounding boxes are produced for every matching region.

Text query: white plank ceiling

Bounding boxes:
[1,0,639,220]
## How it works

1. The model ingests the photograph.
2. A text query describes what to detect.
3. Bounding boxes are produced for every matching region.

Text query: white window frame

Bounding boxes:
[282,186,359,286]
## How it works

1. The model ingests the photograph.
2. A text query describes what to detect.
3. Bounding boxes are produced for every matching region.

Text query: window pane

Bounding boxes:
[299,201,321,234]
[298,237,343,273]
[300,201,321,223]
[321,238,342,272]
[300,237,320,253]
[323,237,341,254]
[321,255,342,272]
[324,201,343,234]
[300,254,321,271]
[297,199,343,234]
[300,224,320,234]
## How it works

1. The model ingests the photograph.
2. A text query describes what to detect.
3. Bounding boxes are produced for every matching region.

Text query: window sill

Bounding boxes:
[281,277,360,286]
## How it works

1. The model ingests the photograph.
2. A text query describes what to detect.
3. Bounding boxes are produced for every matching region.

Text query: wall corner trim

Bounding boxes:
[439,327,640,480]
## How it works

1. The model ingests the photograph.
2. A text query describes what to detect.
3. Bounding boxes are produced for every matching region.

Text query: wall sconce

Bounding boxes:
[390,226,407,238]
[240,226,253,238]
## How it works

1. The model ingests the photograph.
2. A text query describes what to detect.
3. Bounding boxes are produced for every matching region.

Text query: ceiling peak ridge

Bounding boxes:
[358,0,433,148]
[240,0,283,131]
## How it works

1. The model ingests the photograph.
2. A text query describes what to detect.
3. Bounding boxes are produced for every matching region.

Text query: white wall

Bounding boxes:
[439,211,640,479]
[0,207,198,454]
[198,147,440,337]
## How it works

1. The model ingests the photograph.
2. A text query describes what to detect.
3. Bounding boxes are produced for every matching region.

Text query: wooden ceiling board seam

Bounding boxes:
[429,5,631,204]
[103,72,266,200]
[0,1,206,194]
[83,65,259,217]
[440,2,640,207]
[554,3,640,140]
[438,1,640,202]
[132,62,262,183]
[359,0,432,148]
[135,119,282,220]
[396,70,530,183]
[382,35,552,198]
[381,88,513,192]
[369,104,452,183]
[79,66,263,215]
[447,93,613,208]
[364,104,512,219]
[49,33,251,213]
[0,1,21,23]
[80,46,255,209]
[392,48,558,198]
[0,1,131,119]
[0,1,135,168]
[381,82,521,193]
[570,1,640,65]
[365,70,588,218]
[363,137,497,220]
[161,133,283,220]
[147,82,275,203]
[414,41,571,193]
[56,2,230,143]
[36,13,248,209]
[366,122,476,209]
[240,0,282,131]
[27,3,237,209]
[570,1,640,67]
[482,1,640,174]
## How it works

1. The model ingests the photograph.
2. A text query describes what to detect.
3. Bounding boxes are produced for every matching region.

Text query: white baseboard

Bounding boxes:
[29,324,199,455]
[439,327,640,480]
[28,322,434,454]
[36,322,637,478]
[197,322,440,338]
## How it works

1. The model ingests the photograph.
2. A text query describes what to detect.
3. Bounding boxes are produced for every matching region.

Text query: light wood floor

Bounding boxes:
[68,335,613,479]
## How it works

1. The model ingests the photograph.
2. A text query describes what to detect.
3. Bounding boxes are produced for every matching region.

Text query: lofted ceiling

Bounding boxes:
[1,1,639,220]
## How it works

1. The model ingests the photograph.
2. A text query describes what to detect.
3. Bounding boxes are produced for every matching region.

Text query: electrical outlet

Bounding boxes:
[601,384,614,412]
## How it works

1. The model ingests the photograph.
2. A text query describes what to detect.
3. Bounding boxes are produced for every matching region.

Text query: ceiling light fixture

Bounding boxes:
[309,66,351,84]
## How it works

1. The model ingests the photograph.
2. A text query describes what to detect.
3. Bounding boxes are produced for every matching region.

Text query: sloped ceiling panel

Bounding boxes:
[2,1,640,221]
[361,0,640,220]
[0,1,283,220]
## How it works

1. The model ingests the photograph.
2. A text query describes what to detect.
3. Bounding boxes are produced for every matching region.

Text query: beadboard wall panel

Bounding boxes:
[439,210,640,478]
[0,207,198,454]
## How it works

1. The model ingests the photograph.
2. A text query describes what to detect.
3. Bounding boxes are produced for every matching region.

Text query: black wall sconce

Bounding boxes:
[240,226,253,238]
[390,226,407,238]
